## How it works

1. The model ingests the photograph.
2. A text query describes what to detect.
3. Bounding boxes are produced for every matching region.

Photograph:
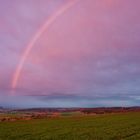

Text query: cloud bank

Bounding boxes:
[0,0,140,107]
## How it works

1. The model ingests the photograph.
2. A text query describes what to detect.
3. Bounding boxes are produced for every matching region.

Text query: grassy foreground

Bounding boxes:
[0,112,140,140]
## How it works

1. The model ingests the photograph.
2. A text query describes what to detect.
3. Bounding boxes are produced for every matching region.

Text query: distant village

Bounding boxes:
[0,106,140,122]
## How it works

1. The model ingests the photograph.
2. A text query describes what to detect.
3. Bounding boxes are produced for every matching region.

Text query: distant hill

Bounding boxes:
[11,107,140,114]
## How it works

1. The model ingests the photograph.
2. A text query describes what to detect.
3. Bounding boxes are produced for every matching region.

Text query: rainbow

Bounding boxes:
[11,0,80,94]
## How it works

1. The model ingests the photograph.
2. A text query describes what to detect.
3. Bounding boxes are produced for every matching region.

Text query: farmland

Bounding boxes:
[0,112,140,140]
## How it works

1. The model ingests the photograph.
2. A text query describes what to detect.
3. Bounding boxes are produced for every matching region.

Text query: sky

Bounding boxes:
[0,0,140,108]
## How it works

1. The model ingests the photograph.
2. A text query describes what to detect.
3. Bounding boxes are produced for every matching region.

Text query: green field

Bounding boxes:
[0,112,140,140]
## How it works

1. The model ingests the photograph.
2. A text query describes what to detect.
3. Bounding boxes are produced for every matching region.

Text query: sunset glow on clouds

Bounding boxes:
[0,0,140,107]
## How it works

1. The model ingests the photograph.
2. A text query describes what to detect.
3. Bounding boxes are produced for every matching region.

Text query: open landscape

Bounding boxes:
[0,108,140,140]
[1,0,140,139]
